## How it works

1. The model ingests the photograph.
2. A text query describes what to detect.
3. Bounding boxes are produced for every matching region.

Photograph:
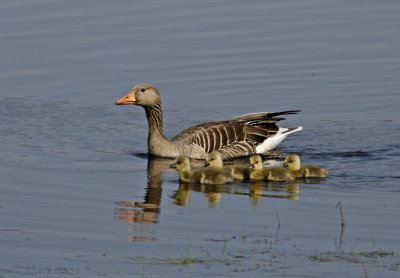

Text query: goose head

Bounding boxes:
[249,155,263,170]
[115,83,161,107]
[205,152,224,169]
[284,154,301,171]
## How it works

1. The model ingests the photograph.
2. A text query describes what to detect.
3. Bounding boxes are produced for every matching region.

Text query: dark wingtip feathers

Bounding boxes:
[268,110,301,117]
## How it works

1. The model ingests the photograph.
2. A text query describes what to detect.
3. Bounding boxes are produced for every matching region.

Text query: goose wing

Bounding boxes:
[172,110,300,158]
[234,110,300,121]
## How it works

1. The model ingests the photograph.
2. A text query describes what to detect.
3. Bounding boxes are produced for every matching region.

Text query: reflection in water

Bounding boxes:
[249,182,300,205]
[172,180,301,207]
[115,157,173,225]
[116,156,314,226]
[173,183,225,207]
[172,183,192,206]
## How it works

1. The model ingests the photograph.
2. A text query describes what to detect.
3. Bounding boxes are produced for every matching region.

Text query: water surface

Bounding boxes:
[1,1,400,277]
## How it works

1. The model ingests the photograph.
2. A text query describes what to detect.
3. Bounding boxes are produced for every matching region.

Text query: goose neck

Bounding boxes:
[144,104,173,155]
[144,104,165,137]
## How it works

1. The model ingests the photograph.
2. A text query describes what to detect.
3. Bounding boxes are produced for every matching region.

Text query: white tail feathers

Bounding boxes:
[255,126,303,153]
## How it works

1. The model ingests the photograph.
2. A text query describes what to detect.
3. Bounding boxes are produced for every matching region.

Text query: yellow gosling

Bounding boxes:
[205,152,250,180]
[249,155,295,182]
[285,154,329,178]
[171,156,233,185]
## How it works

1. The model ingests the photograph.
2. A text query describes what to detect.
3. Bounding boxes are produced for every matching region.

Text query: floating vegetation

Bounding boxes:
[118,236,158,242]
[125,252,237,266]
[0,266,79,276]
[309,250,397,264]
[160,248,236,266]
[161,256,236,266]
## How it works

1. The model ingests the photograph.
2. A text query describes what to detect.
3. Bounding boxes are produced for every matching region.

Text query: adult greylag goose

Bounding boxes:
[284,154,330,178]
[249,155,295,182]
[205,151,250,180]
[115,83,302,159]
[170,156,234,185]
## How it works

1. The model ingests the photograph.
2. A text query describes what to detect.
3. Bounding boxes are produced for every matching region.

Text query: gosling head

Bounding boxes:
[249,155,263,170]
[284,154,301,171]
[170,156,191,173]
[115,83,161,107]
[205,152,224,169]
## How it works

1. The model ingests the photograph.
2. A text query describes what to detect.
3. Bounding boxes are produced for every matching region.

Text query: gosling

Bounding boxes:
[205,152,250,180]
[170,156,234,185]
[284,154,329,178]
[249,155,295,182]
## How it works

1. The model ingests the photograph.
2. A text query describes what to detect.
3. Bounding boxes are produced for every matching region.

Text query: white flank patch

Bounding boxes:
[255,126,303,153]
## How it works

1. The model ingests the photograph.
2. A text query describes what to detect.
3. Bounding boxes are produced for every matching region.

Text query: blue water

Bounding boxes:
[1,1,400,277]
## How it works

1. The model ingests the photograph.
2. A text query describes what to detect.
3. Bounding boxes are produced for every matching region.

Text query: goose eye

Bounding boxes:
[210,158,215,161]
[141,88,146,92]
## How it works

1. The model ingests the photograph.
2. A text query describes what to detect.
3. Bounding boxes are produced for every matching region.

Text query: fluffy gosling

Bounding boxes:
[249,155,295,182]
[170,156,233,184]
[284,154,329,178]
[205,152,250,180]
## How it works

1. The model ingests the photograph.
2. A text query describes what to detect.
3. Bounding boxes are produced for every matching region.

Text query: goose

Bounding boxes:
[115,83,302,159]
[205,151,250,180]
[249,155,295,182]
[170,156,234,185]
[284,154,329,178]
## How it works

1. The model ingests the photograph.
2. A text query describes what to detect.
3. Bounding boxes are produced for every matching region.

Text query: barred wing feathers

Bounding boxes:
[172,110,300,158]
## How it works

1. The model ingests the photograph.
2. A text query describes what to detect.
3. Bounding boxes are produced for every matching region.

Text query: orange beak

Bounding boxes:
[115,92,136,105]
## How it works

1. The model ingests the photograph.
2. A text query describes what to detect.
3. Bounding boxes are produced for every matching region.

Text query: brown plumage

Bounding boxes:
[116,83,302,159]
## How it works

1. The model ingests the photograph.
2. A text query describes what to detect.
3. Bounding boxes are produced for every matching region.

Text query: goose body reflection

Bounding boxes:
[171,156,234,184]
[285,154,330,178]
[205,152,250,180]
[250,155,295,182]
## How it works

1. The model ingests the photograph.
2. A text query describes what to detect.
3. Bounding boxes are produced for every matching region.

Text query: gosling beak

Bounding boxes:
[250,164,255,169]
[115,91,136,105]
[169,163,177,169]
[204,161,210,167]
[282,162,288,168]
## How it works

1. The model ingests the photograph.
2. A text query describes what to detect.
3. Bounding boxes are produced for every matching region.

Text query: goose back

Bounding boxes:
[172,111,301,159]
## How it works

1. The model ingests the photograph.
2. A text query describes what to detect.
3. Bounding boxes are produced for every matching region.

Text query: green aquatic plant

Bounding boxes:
[161,247,235,266]
[309,250,396,264]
